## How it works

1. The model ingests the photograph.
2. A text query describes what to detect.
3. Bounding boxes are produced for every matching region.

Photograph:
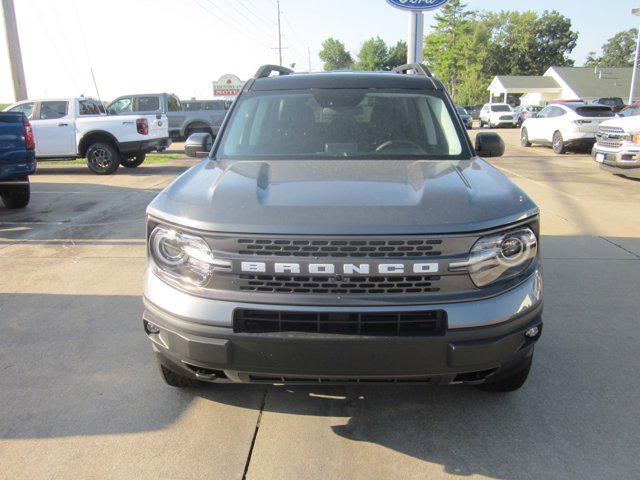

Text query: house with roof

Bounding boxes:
[488,67,640,106]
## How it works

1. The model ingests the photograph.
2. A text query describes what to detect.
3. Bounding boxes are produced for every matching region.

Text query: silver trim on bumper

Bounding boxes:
[143,268,543,330]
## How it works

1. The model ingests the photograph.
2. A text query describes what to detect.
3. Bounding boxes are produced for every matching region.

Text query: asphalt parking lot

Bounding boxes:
[1,130,639,480]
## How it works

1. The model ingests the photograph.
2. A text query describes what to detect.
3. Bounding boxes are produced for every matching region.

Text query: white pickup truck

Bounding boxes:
[3,98,170,174]
[592,115,640,179]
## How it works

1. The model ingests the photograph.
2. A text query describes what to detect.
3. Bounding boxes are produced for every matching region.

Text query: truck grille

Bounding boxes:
[236,238,443,258]
[234,309,447,336]
[238,274,441,294]
[596,126,626,149]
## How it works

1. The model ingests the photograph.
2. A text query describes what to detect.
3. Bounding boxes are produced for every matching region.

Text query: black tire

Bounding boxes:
[121,153,146,168]
[479,120,484,128]
[1,180,30,209]
[86,142,120,175]
[156,361,200,388]
[552,131,566,154]
[478,357,532,392]
[520,128,532,147]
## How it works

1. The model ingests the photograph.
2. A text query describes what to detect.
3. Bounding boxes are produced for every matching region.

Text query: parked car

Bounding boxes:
[455,106,473,129]
[520,102,614,154]
[593,97,626,113]
[143,64,543,393]
[462,105,481,120]
[107,93,227,140]
[479,103,517,128]
[514,106,542,127]
[0,111,36,208]
[617,103,640,117]
[592,115,640,179]
[3,98,170,174]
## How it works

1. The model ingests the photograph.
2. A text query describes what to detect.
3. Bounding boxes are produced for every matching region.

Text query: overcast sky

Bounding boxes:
[1,0,639,103]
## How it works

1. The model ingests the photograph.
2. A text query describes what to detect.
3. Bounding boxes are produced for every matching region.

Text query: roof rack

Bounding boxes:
[393,63,433,77]
[254,65,294,79]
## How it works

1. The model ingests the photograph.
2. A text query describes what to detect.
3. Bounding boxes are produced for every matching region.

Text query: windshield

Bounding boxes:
[491,105,511,112]
[456,107,468,115]
[573,106,615,118]
[217,90,465,159]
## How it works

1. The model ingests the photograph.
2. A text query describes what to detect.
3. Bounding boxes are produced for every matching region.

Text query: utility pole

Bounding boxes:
[630,8,640,104]
[276,0,282,66]
[1,0,28,101]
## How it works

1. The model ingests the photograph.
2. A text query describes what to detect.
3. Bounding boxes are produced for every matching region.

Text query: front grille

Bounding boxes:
[499,115,513,121]
[247,375,433,384]
[597,138,624,149]
[236,238,443,258]
[597,126,626,149]
[234,309,447,336]
[238,274,441,294]
[600,126,624,134]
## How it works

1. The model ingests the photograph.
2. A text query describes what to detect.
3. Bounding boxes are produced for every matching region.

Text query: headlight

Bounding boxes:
[149,227,217,287]
[451,228,538,288]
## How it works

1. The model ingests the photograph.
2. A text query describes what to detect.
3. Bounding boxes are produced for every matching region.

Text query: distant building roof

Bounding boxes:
[495,76,560,90]
[549,67,640,99]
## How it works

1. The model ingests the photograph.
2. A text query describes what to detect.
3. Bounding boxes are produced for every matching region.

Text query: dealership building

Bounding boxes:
[488,66,640,106]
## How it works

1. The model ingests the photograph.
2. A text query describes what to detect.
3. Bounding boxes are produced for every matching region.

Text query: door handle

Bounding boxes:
[58,122,68,126]
[122,121,134,125]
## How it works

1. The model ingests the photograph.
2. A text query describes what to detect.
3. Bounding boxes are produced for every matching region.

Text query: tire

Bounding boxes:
[520,128,531,147]
[552,131,566,154]
[156,361,201,388]
[1,180,30,209]
[489,120,494,129]
[120,153,146,168]
[477,356,532,393]
[479,120,484,128]
[86,142,120,175]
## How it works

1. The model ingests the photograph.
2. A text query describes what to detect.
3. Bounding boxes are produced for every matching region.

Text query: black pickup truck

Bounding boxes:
[0,112,36,209]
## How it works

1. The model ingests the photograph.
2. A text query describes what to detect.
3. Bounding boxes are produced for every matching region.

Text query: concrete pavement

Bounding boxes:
[1,138,639,480]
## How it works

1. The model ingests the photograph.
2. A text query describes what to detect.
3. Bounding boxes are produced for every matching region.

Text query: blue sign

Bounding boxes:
[386,0,449,11]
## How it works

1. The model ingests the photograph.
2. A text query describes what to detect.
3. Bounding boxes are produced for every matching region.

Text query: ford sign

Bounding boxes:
[386,0,450,11]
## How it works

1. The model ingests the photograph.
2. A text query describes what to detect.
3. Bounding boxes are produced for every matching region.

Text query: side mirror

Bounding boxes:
[475,132,505,158]
[184,132,213,158]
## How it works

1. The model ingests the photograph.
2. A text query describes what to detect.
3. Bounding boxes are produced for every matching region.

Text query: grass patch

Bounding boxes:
[38,153,183,166]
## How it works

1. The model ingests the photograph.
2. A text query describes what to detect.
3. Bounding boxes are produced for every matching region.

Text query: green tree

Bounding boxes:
[585,29,639,67]
[386,40,408,69]
[356,37,390,71]
[318,38,353,70]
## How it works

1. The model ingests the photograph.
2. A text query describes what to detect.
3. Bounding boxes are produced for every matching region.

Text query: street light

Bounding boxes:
[629,8,640,105]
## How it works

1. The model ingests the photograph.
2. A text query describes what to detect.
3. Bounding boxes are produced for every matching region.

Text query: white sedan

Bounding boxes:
[520,102,615,154]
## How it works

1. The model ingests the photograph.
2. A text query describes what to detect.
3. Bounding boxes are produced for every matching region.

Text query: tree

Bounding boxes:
[585,29,639,67]
[319,38,353,70]
[356,37,390,71]
[386,40,408,69]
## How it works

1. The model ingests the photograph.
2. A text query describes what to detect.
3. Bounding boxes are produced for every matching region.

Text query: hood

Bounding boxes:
[148,158,538,235]
[601,115,640,132]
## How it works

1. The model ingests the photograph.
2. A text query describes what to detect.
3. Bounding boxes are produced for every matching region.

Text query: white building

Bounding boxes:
[488,67,640,106]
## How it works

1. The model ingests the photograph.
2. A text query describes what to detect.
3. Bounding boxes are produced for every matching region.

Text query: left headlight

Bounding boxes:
[451,227,538,288]
[149,226,216,287]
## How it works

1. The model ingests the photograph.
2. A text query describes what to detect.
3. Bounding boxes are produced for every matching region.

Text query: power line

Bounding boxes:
[281,10,306,52]
[47,0,85,85]
[238,0,275,28]
[222,0,275,42]
[236,0,276,31]
[196,0,272,47]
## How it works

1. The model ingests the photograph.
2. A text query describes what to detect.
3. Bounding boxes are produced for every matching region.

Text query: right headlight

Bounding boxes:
[450,228,538,288]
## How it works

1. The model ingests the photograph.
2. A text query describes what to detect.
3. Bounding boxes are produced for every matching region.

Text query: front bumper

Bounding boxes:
[592,145,640,178]
[143,269,543,384]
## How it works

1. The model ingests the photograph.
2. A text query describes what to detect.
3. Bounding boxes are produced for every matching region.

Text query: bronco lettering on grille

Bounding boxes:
[240,261,439,275]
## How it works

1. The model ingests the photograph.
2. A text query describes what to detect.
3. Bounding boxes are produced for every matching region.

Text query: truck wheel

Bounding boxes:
[86,142,120,175]
[121,153,146,168]
[156,360,200,388]
[520,128,531,147]
[552,131,566,154]
[1,180,30,209]
[477,356,532,393]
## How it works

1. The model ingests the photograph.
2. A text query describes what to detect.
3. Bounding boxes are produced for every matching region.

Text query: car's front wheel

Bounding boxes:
[86,142,121,174]
[552,131,566,154]
[521,128,532,147]
[120,153,146,168]
[0,179,30,209]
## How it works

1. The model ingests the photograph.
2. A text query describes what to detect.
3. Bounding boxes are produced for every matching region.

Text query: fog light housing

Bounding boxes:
[525,326,540,338]
[145,321,160,334]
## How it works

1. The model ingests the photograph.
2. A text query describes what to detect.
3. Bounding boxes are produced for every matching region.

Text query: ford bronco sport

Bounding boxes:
[143,64,543,392]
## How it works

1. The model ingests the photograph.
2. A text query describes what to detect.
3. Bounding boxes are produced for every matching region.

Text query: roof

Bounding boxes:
[550,67,640,99]
[495,76,560,90]
[250,72,439,91]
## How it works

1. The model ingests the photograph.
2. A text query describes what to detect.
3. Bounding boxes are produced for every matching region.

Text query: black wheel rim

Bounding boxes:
[89,148,112,170]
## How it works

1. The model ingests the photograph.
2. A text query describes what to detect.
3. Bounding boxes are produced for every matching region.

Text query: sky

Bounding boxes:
[1,0,639,103]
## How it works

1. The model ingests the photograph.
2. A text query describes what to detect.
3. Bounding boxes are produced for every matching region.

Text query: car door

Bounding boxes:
[525,106,550,141]
[32,100,77,157]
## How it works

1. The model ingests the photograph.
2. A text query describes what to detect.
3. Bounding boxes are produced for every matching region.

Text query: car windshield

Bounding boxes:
[456,107,468,115]
[217,90,466,159]
[491,105,511,112]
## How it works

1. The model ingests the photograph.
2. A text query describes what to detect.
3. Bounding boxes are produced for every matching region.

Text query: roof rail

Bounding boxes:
[254,64,294,79]
[393,63,433,77]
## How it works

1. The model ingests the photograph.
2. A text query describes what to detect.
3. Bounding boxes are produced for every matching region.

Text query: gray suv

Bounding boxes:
[143,64,543,392]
